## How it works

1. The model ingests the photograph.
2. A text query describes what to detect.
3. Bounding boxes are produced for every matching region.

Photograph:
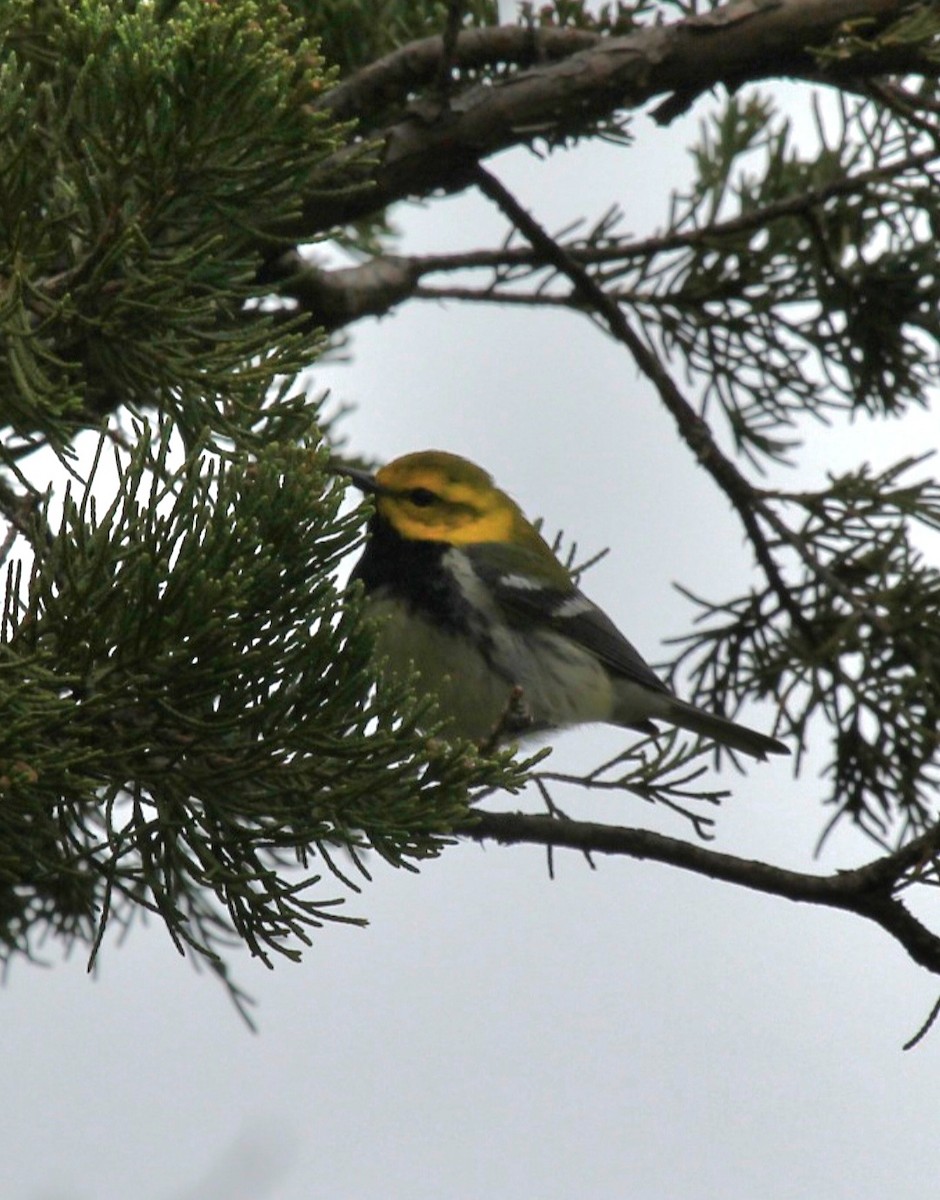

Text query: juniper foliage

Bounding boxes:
[0,0,530,1009]
[3,0,940,1008]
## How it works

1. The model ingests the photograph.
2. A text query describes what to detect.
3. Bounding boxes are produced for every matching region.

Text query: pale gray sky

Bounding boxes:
[4,83,940,1200]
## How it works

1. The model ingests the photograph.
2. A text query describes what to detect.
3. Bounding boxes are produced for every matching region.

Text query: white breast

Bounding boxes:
[365,548,616,739]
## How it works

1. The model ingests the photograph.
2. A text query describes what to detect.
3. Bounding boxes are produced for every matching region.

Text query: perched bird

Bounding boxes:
[344,450,788,760]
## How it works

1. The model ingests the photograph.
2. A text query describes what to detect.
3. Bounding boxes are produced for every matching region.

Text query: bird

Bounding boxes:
[343,450,788,760]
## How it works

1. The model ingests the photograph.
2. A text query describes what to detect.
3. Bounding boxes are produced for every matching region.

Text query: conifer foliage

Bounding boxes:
[3,0,940,1008]
[0,0,528,1011]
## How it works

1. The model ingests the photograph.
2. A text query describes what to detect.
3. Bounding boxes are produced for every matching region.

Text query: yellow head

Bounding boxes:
[351,450,555,556]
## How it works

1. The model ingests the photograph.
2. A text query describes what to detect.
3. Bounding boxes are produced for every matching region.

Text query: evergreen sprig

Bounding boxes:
[2,0,938,1002]
[634,91,940,462]
[0,0,349,446]
[0,422,529,1003]
[669,456,940,840]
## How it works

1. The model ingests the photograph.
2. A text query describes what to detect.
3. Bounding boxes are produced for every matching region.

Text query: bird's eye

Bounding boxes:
[408,487,438,507]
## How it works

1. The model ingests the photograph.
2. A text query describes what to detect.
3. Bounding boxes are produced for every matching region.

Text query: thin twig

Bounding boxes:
[0,475,54,558]
[0,517,19,568]
[267,145,939,343]
[435,0,468,98]
[466,809,940,975]
[472,163,818,645]
[903,992,940,1050]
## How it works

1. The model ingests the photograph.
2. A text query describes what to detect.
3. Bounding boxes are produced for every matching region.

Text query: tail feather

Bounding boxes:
[663,698,789,761]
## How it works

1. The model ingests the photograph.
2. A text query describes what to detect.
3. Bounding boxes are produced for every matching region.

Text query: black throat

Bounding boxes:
[350,516,476,636]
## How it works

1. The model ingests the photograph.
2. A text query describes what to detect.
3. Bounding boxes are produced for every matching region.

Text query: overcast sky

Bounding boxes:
[5,75,940,1200]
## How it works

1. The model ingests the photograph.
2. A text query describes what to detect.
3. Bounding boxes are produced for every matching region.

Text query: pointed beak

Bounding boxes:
[330,460,383,496]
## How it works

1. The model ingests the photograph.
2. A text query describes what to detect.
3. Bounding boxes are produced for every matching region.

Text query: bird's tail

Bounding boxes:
[663,698,789,761]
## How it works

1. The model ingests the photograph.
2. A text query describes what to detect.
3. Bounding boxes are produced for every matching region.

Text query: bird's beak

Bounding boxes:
[330,460,383,496]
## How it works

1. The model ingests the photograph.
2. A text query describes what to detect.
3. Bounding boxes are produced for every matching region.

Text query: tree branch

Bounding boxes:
[471,162,819,647]
[466,808,940,974]
[317,26,602,123]
[295,0,927,235]
[470,158,918,662]
[266,144,938,330]
[0,472,54,561]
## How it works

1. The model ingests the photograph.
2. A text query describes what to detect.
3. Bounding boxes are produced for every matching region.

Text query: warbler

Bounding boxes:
[345,450,788,760]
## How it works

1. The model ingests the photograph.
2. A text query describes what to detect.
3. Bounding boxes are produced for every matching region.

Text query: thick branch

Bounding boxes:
[467,809,940,974]
[319,26,601,123]
[263,251,423,332]
[297,0,924,234]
